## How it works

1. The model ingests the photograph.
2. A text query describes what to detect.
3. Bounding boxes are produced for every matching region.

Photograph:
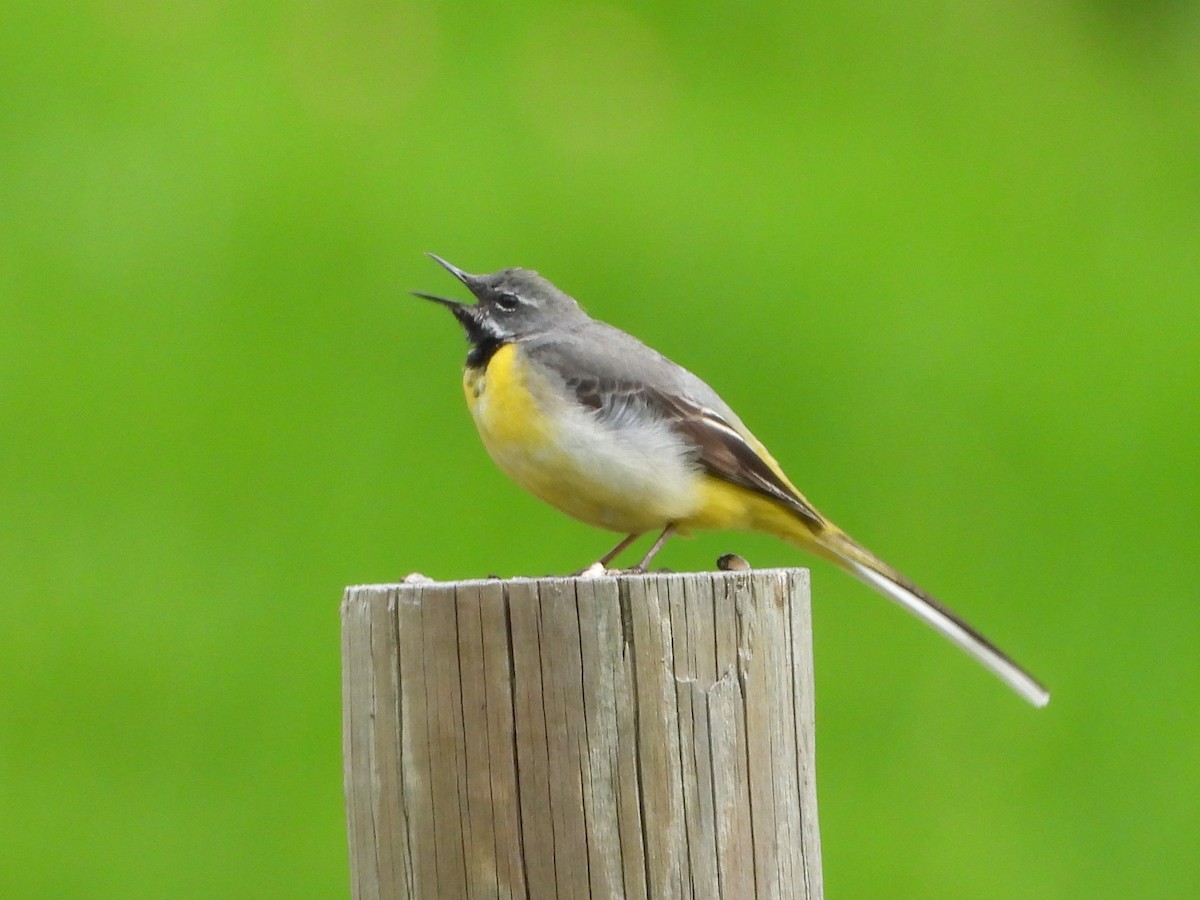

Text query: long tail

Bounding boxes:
[806,527,1050,707]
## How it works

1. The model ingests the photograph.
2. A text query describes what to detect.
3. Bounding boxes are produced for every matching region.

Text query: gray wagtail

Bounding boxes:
[414,254,1049,707]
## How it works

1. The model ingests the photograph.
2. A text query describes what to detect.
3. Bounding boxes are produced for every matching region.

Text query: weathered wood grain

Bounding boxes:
[342,569,822,899]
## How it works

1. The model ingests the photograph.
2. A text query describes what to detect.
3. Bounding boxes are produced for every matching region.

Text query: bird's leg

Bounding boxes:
[627,524,676,574]
[599,533,642,567]
[573,532,642,576]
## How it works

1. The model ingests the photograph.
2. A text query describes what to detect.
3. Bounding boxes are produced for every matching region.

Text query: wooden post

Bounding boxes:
[341,569,822,899]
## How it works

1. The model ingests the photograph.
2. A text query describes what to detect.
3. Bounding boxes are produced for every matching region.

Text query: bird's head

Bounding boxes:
[413,254,586,349]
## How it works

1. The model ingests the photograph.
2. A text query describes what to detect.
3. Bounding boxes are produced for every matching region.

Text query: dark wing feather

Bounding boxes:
[563,373,824,529]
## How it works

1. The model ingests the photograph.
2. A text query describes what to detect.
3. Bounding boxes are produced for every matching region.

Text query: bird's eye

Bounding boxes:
[495,293,520,312]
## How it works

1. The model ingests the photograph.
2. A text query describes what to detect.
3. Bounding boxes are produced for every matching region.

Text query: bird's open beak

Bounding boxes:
[412,289,480,334]
[425,253,474,287]
[412,254,481,332]
[410,289,463,310]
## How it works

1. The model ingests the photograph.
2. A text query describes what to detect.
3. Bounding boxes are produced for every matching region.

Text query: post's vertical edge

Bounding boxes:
[713,569,823,900]
[393,583,436,895]
[342,585,409,900]
[370,585,413,899]
[766,570,806,894]
[341,586,373,900]
[454,580,501,897]
[475,578,526,899]
[422,582,471,894]
[735,572,780,897]
[535,578,594,899]
[575,576,643,899]
[787,568,824,898]
[663,574,717,896]
[708,573,756,897]
[623,574,689,897]
[505,578,558,898]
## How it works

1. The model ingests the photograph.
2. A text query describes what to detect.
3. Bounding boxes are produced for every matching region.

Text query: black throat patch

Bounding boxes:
[466,336,504,370]
[450,304,505,370]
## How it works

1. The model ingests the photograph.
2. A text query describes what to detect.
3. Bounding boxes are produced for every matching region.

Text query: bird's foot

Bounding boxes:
[573,561,609,579]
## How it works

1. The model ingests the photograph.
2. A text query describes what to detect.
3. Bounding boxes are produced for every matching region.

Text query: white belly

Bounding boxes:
[465,348,701,533]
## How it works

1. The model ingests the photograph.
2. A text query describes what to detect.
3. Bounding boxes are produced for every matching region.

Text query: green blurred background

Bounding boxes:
[3,2,1198,897]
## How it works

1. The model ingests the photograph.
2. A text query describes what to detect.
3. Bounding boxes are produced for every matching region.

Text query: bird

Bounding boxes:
[413,254,1049,707]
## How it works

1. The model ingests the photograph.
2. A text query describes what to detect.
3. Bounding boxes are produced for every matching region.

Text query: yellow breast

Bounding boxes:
[463,343,553,452]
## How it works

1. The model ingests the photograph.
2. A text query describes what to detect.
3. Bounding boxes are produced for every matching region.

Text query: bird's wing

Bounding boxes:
[571,376,823,528]
[528,331,824,528]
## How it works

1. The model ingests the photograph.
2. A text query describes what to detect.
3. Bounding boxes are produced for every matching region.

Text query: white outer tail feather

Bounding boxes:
[846,561,1051,708]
